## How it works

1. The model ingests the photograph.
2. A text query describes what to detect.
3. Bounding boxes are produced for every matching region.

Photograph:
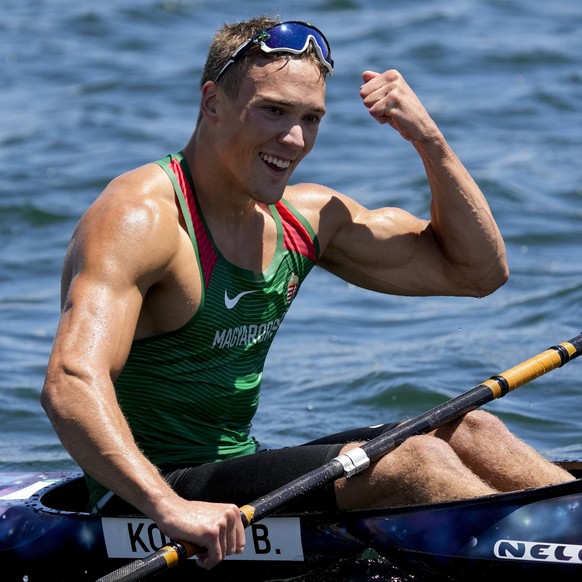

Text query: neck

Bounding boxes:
[181,129,278,273]
[182,127,265,221]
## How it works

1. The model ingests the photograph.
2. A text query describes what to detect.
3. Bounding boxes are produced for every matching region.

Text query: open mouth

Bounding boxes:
[259,152,291,171]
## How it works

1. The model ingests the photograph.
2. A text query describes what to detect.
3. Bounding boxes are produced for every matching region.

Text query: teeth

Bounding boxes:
[260,153,291,169]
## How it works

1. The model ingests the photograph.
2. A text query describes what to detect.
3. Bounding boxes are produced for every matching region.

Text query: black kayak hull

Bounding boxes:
[2,464,582,581]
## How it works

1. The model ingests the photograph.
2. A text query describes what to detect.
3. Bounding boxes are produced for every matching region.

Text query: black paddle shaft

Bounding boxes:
[240,332,582,524]
[240,384,500,523]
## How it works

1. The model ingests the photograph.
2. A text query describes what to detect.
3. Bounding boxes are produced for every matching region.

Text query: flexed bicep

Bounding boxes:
[318,204,447,295]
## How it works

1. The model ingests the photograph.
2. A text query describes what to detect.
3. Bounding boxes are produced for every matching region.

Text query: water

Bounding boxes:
[1,0,581,579]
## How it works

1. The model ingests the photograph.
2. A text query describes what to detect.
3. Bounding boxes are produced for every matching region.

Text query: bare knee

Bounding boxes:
[461,409,505,431]
[434,409,506,445]
[397,433,453,462]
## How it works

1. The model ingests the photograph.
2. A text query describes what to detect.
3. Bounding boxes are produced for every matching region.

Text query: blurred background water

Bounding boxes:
[1,0,581,579]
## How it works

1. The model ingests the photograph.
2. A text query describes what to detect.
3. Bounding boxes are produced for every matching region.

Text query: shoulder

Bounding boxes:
[83,163,176,236]
[283,182,368,250]
[69,163,181,281]
[101,162,174,209]
[284,182,359,224]
[284,182,338,204]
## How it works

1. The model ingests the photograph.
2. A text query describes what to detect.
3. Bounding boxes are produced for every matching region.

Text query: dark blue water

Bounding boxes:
[1,0,581,579]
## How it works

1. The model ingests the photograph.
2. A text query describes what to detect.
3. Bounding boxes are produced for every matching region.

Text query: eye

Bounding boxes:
[265,105,284,116]
[304,114,321,125]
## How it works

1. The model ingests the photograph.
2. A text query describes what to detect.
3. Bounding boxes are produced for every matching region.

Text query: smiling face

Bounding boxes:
[212,56,327,205]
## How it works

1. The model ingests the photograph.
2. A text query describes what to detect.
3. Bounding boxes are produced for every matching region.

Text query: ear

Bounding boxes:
[200,81,220,122]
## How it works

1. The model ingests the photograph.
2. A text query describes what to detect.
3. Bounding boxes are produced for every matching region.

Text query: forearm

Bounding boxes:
[413,134,508,294]
[73,420,175,517]
[359,69,508,295]
[41,374,178,519]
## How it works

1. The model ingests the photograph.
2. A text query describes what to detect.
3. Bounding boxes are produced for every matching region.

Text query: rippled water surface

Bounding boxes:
[1,0,581,579]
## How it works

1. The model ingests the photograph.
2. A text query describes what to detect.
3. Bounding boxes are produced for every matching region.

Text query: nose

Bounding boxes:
[279,123,305,149]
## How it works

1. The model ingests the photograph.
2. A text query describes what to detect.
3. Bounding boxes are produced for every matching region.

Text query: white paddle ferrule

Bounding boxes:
[333,447,370,478]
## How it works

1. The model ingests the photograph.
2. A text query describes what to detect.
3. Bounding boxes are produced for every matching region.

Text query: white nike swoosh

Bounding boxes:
[224,289,258,310]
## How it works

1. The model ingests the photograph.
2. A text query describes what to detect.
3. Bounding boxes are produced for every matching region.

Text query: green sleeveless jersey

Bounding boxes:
[86,152,319,509]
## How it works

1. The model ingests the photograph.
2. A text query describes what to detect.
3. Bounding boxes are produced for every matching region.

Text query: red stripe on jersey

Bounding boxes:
[169,157,217,287]
[276,201,317,262]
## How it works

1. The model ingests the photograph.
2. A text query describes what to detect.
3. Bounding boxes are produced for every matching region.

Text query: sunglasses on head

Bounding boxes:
[215,20,334,84]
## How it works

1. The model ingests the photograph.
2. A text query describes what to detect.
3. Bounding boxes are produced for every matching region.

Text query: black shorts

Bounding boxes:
[99,423,398,515]
[160,423,398,513]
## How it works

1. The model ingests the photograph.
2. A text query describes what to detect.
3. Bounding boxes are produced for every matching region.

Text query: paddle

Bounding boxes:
[96,332,582,582]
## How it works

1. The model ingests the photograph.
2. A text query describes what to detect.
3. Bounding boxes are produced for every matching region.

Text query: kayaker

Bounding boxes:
[40,15,573,571]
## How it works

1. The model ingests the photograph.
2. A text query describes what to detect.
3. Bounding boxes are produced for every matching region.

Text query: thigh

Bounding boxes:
[163,444,344,512]
[162,424,398,511]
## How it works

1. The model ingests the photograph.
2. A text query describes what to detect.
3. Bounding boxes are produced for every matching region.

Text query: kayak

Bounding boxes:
[2,461,582,581]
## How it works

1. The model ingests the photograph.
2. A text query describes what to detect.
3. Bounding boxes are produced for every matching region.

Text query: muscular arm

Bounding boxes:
[314,69,508,298]
[41,165,244,568]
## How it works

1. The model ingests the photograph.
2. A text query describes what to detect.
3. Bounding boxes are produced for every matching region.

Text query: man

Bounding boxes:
[41,16,573,570]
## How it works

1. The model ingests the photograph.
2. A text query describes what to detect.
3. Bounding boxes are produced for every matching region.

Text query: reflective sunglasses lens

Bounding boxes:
[216,21,333,83]
[263,22,331,62]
